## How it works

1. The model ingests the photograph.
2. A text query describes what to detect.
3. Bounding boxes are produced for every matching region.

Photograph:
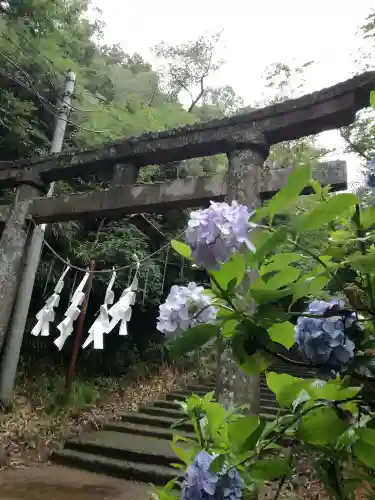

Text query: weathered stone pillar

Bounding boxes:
[218,129,269,414]
[0,200,31,353]
[0,178,46,354]
[112,163,139,186]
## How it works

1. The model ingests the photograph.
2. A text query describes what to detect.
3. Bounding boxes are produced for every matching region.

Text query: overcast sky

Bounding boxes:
[90,0,375,184]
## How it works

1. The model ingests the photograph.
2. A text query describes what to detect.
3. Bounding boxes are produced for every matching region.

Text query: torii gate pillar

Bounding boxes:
[218,129,269,414]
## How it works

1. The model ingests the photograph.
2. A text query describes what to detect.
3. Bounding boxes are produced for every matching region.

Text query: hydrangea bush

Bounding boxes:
[295,299,357,376]
[153,98,375,500]
[185,201,256,270]
[157,282,218,337]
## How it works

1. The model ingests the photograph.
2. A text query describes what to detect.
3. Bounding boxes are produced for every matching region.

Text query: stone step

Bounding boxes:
[261,405,287,416]
[165,390,209,401]
[182,388,209,396]
[260,382,293,391]
[52,448,180,485]
[143,398,281,418]
[189,380,216,387]
[259,389,276,397]
[189,380,216,386]
[260,387,275,394]
[268,369,315,374]
[260,399,277,407]
[120,411,193,432]
[104,421,195,440]
[166,392,194,402]
[260,399,277,409]
[260,401,277,409]
[144,399,283,418]
[50,372,302,486]
[64,430,180,468]
[264,376,313,380]
[151,400,182,410]
[139,405,185,419]
[259,387,276,399]
[187,385,216,393]
[263,370,316,378]
[166,389,277,402]
[260,391,276,399]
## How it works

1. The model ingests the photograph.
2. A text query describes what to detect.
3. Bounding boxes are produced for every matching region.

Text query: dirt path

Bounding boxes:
[0,465,151,500]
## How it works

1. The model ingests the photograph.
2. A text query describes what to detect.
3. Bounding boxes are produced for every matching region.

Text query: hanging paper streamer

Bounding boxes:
[31,264,70,337]
[82,269,117,350]
[106,255,140,338]
[54,271,90,350]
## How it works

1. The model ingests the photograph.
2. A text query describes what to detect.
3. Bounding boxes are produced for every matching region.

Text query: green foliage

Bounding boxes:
[210,254,246,292]
[267,321,295,349]
[297,193,358,231]
[171,240,193,260]
[167,324,220,359]
[157,144,375,498]
[266,165,311,222]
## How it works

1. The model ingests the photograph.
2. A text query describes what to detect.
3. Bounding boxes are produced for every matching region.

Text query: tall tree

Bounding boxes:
[153,32,224,112]
[203,84,243,116]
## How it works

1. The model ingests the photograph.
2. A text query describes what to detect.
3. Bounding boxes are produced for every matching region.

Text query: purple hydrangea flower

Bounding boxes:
[156,282,218,337]
[185,201,256,270]
[180,452,244,500]
[295,299,356,373]
[366,156,375,188]
[217,468,244,500]
[181,451,218,499]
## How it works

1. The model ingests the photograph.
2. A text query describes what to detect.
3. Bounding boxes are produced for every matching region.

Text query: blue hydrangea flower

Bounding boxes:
[366,156,375,188]
[295,299,356,373]
[185,201,256,270]
[156,282,218,337]
[180,451,218,499]
[216,468,244,500]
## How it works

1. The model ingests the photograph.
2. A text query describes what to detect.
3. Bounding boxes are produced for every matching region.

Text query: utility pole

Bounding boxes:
[0,70,76,406]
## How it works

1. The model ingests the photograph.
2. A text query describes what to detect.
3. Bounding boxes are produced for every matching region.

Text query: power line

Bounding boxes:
[3,17,155,117]
[0,27,126,139]
[0,48,146,140]
[0,61,115,139]
[0,26,60,83]
[0,25,147,131]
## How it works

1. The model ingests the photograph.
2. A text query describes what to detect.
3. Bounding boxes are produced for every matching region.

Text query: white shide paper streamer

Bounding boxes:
[83,255,140,349]
[54,272,90,350]
[82,269,117,350]
[31,264,70,337]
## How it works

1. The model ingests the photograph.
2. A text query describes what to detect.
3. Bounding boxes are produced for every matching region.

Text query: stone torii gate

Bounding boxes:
[0,70,374,408]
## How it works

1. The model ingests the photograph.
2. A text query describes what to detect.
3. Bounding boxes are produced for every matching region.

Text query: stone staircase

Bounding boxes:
[52,361,315,485]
